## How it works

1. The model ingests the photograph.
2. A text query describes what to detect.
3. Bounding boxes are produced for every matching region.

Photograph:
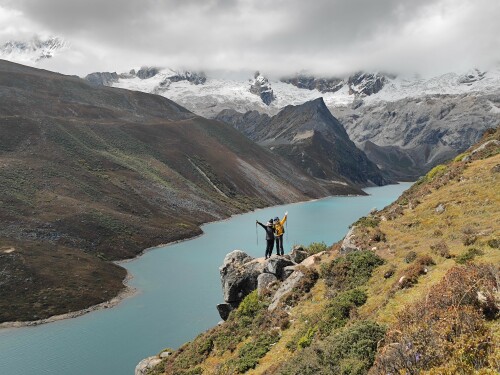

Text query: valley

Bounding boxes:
[0,60,352,323]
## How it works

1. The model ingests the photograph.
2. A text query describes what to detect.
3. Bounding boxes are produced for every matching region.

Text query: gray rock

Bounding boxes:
[84,72,119,86]
[216,302,238,321]
[264,256,296,280]
[249,72,275,105]
[135,356,162,375]
[136,66,160,79]
[435,203,445,214]
[283,265,296,279]
[268,270,305,311]
[341,226,360,254]
[290,246,308,263]
[219,250,264,303]
[159,351,172,358]
[257,273,278,296]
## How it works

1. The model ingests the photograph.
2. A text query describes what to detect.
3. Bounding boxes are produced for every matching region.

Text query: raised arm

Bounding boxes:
[280,212,288,225]
[256,221,266,229]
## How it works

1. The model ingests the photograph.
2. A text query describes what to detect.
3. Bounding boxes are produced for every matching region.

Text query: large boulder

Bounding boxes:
[219,250,265,304]
[268,270,305,311]
[257,273,278,296]
[135,356,162,375]
[341,226,360,254]
[264,256,296,280]
[216,302,239,321]
[290,246,309,263]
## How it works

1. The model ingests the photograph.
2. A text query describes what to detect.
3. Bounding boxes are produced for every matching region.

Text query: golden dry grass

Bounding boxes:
[360,153,500,324]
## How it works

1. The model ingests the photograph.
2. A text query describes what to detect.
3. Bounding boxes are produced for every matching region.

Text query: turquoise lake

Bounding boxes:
[0,182,412,375]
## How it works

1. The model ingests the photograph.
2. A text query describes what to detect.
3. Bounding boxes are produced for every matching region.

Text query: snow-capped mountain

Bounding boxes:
[87,66,500,118]
[0,36,68,64]
[87,65,500,179]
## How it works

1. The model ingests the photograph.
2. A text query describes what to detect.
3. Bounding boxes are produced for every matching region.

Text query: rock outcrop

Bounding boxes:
[249,71,275,105]
[218,250,303,319]
[135,356,162,375]
[84,72,119,86]
[216,97,389,187]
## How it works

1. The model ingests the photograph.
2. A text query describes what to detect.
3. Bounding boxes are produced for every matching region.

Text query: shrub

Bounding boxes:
[487,238,500,248]
[232,332,279,373]
[373,265,499,374]
[453,152,470,162]
[306,241,328,256]
[371,229,386,242]
[455,247,484,264]
[397,255,435,289]
[321,251,384,294]
[236,290,262,318]
[430,240,451,258]
[426,164,447,181]
[351,216,380,229]
[279,321,386,375]
[319,289,368,336]
[297,326,318,349]
[462,234,477,246]
[404,251,417,263]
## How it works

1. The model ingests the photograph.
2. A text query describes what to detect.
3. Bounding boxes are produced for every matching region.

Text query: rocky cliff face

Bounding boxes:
[216,97,389,187]
[282,71,388,97]
[281,75,344,93]
[249,71,275,105]
[85,71,120,86]
[335,93,500,179]
[217,248,319,320]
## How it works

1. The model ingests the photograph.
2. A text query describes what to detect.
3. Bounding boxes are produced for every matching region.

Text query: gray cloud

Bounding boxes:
[1,0,499,77]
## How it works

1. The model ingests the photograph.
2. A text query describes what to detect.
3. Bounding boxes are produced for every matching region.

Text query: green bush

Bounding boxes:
[321,251,384,293]
[426,164,447,181]
[453,152,470,162]
[487,238,499,248]
[232,332,279,373]
[456,248,484,264]
[319,289,368,336]
[236,290,262,318]
[306,241,328,256]
[279,321,386,375]
[297,326,317,349]
[351,216,380,229]
[404,250,417,263]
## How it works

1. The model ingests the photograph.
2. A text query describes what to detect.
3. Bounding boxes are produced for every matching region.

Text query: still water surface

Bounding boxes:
[0,182,411,375]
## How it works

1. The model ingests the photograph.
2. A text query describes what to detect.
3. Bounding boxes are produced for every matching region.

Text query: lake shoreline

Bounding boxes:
[0,186,385,331]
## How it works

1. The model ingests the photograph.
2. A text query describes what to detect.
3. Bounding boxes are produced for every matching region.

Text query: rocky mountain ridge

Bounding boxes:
[216,97,389,186]
[85,64,499,179]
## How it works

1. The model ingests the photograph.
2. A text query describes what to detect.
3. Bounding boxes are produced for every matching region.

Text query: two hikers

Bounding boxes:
[256,211,288,258]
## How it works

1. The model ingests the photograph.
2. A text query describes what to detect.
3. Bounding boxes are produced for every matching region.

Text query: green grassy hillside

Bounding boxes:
[146,128,499,374]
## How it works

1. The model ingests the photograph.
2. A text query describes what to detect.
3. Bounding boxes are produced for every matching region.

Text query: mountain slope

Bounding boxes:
[0,59,341,323]
[216,98,389,186]
[141,129,499,374]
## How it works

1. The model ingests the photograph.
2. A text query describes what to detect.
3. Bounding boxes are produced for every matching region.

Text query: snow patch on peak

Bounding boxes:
[0,36,68,64]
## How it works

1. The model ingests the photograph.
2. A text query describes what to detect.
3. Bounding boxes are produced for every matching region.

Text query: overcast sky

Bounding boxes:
[0,0,499,77]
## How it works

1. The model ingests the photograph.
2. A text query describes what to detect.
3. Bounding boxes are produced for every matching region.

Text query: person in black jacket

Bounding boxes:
[256,219,275,259]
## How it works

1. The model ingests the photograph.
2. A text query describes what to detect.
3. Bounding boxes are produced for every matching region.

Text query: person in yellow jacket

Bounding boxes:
[273,211,287,256]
